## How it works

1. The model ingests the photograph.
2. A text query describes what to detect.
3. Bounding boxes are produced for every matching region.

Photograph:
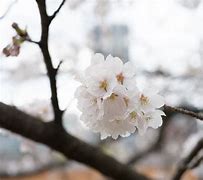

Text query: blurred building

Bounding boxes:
[90,24,129,62]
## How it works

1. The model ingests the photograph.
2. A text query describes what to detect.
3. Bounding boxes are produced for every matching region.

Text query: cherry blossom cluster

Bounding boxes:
[75,53,165,139]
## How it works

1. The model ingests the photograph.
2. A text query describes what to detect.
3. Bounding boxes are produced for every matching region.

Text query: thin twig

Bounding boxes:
[172,138,203,180]
[26,39,40,45]
[35,0,64,126]
[128,105,203,165]
[164,105,203,121]
[11,22,39,45]
[49,0,66,23]
[189,156,203,169]
[56,60,63,73]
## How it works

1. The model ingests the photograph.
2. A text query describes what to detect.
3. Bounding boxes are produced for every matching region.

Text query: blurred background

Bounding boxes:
[0,0,203,179]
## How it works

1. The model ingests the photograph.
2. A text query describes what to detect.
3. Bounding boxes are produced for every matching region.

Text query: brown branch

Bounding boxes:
[0,102,149,180]
[56,60,63,74]
[189,156,203,169]
[26,39,40,45]
[49,0,66,23]
[36,0,63,126]
[164,105,203,121]
[172,138,203,180]
[128,104,203,165]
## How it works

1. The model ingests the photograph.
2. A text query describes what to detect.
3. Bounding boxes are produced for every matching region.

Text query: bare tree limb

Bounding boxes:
[189,156,203,169]
[36,0,63,126]
[49,0,66,23]
[26,39,40,45]
[128,104,203,165]
[172,138,203,180]
[56,60,63,74]
[0,102,149,180]
[164,105,203,121]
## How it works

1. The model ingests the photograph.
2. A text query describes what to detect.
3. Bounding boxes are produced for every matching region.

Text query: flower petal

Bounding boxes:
[91,53,104,65]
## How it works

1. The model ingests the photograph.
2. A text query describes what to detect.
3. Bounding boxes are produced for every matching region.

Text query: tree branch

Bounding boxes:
[189,156,203,169]
[172,138,203,180]
[164,105,203,121]
[26,39,40,45]
[56,60,63,74]
[0,102,149,180]
[36,0,63,126]
[128,104,203,165]
[49,0,66,23]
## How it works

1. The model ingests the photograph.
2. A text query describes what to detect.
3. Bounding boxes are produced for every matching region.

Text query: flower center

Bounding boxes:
[116,73,124,84]
[99,80,108,92]
[140,94,149,105]
[145,116,151,121]
[129,111,137,123]
[141,111,151,121]
[109,93,118,100]
[130,111,137,119]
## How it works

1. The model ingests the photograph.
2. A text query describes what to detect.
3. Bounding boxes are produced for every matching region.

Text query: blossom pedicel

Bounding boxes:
[75,53,165,139]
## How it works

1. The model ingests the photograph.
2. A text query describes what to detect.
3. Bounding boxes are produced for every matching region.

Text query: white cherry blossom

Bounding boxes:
[75,53,166,139]
[85,69,117,99]
[84,55,117,99]
[75,86,103,120]
[105,55,136,86]
[101,85,129,121]
[91,117,136,140]
[136,87,165,112]
[135,110,166,135]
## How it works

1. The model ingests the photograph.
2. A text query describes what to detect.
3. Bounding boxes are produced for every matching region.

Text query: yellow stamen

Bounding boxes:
[116,73,124,84]
[109,93,118,100]
[140,94,149,105]
[99,80,108,92]
[130,111,137,119]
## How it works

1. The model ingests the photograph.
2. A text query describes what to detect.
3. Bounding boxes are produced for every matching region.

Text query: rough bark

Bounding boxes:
[0,102,149,180]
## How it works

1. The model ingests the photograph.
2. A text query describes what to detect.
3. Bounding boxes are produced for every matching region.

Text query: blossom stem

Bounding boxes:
[164,105,203,121]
